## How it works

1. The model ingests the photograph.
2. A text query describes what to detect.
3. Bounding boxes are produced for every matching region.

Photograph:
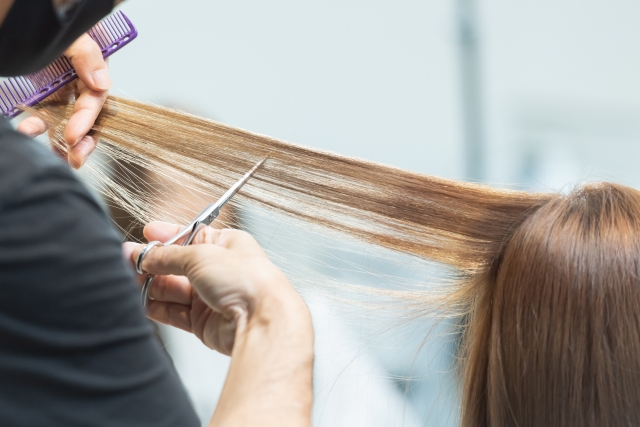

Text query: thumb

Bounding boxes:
[16,116,48,138]
[131,243,194,277]
[64,34,111,91]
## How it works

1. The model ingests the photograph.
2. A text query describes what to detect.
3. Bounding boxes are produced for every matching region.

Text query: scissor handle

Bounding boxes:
[141,274,154,307]
[139,221,208,307]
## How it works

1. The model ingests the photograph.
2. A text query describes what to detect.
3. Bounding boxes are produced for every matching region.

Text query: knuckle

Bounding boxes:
[181,246,199,270]
[76,44,93,58]
[146,245,170,272]
[217,229,234,246]
[219,228,252,245]
[198,226,222,244]
[73,41,98,58]
[158,283,169,302]
[146,301,163,321]
[188,243,214,260]
[66,36,102,66]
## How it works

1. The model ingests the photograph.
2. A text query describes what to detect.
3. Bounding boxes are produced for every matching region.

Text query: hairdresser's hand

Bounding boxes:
[17,33,110,169]
[123,222,312,356]
[125,223,313,426]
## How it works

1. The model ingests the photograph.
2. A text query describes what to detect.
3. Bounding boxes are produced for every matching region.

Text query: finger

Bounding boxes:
[64,79,107,156]
[195,227,267,258]
[131,242,218,277]
[144,221,223,246]
[123,241,155,283]
[143,221,183,242]
[63,34,110,163]
[145,221,266,258]
[135,273,149,285]
[67,135,97,169]
[64,34,111,92]
[17,116,48,137]
[124,241,156,285]
[122,241,138,266]
[147,300,192,333]
[148,274,193,305]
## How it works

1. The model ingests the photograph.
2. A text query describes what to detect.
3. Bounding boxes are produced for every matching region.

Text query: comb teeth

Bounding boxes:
[0,11,137,119]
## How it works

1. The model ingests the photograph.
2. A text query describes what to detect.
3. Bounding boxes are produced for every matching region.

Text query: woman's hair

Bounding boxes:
[32,96,640,426]
[461,184,640,427]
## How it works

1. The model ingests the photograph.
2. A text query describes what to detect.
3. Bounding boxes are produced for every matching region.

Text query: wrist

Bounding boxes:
[250,266,312,338]
[213,279,314,427]
[248,279,313,359]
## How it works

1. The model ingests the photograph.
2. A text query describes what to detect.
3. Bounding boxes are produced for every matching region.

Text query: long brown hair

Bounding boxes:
[32,96,640,426]
[462,183,640,427]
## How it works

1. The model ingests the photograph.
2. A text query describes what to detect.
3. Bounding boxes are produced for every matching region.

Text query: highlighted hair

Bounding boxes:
[32,96,640,427]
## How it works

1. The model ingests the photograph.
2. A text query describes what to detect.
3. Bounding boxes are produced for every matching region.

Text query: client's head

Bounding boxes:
[462,182,640,427]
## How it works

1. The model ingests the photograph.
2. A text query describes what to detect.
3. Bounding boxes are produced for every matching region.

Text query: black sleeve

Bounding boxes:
[0,121,200,427]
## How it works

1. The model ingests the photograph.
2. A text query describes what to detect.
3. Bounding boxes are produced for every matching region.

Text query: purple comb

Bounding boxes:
[0,11,137,119]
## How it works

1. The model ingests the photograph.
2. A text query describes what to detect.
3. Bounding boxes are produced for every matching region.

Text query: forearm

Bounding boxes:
[209,292,314,427]
[127,227,313,425]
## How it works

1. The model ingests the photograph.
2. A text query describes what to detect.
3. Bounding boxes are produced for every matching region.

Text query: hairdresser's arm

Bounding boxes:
[17,34,110,168]
[123,222,314,427]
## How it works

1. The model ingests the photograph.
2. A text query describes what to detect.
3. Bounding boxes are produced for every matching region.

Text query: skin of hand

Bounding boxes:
[122,221,314,427]
[17,33,111,169]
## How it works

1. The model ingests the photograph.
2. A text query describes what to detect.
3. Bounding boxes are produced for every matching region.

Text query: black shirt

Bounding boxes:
[0,117,200,426]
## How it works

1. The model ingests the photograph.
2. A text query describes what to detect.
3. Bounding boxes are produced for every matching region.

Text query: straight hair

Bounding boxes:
[31,95,640,427]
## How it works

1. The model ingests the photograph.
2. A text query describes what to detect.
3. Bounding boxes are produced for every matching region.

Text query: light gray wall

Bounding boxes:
[106,1,640,425]
[479,0,640,189]
[111,0,464,178]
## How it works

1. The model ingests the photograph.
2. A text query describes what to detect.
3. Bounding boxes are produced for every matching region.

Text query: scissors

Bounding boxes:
[136,159,266,307]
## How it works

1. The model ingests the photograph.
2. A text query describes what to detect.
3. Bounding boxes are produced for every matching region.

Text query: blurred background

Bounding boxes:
[93,0,640,425]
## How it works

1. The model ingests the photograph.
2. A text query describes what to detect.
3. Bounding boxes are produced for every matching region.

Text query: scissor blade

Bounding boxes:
[162,159,266,246]
[200,158,266,225]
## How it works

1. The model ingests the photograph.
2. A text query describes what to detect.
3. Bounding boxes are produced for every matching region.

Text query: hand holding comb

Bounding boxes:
[0,11,137,119]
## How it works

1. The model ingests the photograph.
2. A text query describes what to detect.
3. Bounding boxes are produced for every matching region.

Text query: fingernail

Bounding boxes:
[68,150,84,169]
[92,68,112,90]
[69,155,82,169]
[72,137,82,147]
[70,136,95,169]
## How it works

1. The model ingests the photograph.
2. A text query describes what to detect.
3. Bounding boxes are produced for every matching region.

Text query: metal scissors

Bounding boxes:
[136,159,266,306]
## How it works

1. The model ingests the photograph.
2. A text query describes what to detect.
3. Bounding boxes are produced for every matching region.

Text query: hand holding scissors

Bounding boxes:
[135,159,266,306]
